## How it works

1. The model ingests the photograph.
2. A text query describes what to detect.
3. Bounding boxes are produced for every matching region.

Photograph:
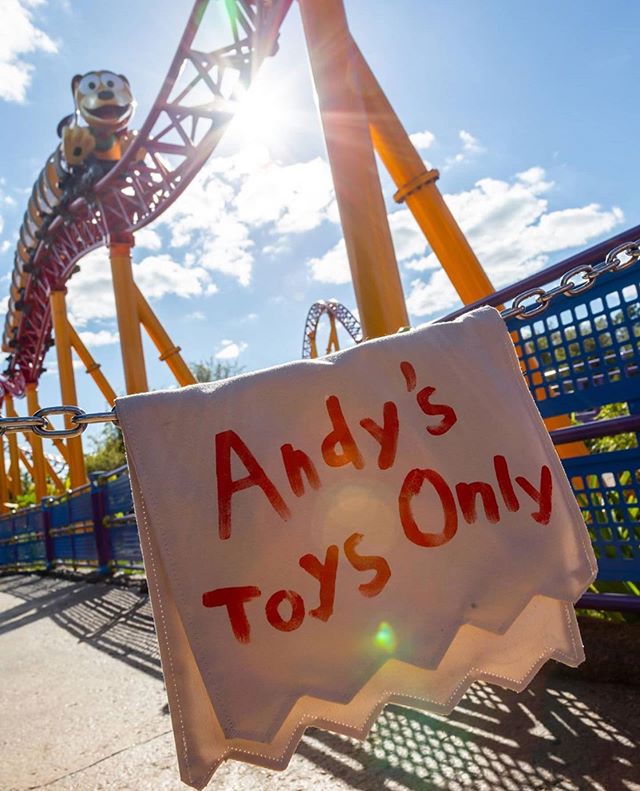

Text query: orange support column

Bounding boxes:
[353,45,494,304]
[25,384,47,501]
[67,324,117,405]
[5,395,22,499]
[50,289,87,489]
[109,234,149,394]
[135,287,196,387]
[0,436,9,514]
[298,0,408,339]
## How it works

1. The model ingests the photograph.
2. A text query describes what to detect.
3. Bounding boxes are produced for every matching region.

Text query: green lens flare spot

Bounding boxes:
[374,621,397,653]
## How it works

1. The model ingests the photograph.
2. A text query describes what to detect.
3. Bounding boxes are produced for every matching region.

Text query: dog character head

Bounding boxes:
[71,71,135,133]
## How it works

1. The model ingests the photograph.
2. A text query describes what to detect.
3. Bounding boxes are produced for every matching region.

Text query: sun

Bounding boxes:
[226,71,299,147]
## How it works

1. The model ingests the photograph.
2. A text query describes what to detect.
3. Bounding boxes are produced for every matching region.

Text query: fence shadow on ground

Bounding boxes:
[1,574,638,790]
[0,573,161,679]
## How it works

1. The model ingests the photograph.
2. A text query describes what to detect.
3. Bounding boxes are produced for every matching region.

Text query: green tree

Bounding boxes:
[84,423,127,474]
[189,357,244,383]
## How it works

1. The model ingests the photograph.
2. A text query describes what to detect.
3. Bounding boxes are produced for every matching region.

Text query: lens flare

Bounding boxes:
[374,621,397,653]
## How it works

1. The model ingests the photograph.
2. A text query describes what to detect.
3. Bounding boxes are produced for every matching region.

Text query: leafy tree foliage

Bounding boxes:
[189,358,244,383]
[85,423,127,474]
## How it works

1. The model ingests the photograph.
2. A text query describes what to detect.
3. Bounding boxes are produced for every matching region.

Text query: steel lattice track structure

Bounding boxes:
[302,299,363,359]
[1,0,293,398]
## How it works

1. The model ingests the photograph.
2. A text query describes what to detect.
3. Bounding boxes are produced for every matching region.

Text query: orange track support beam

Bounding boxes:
[135,287,197,387]
[5,396,22,499]
[19,449,34,480]
[50,289,88,489]
[353,44,494,304]
[109,234,149,394]
[25,384,47,501]
[299,0,408,340]
[67,324,117,405]
[52,438,70,465]
[43,456,65,493]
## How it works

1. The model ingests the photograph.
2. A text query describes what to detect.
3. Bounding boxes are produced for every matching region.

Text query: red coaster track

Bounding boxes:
[2,0,293,397]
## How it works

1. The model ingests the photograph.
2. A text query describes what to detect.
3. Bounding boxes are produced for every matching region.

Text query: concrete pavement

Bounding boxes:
[1,574,638,791]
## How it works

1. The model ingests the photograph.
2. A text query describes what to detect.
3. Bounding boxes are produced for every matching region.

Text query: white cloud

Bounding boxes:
[67,249,215,326]
[409,130,436,151]
[406,272,460,317]
[445,129,486,169]
[134,254,213,299]
[234,157,336,234]
[156,146,337,286]
[388,209,430,263]
[405,166,623,317]
[459,130,483,154]
[78,329,119,347]
[42,358,84,376]
[0,1,58,103]
[308,208,440,284]
[215,339,247,360]
[308,239,350,285]
[185,310,206,321]
[135,228,162,251]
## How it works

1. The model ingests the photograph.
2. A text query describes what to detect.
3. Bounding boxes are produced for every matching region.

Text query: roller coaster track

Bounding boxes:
[302,299,363,359]
[2,0,293,397]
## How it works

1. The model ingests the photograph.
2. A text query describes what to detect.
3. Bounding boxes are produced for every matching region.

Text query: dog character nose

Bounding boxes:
[98,90,114,100]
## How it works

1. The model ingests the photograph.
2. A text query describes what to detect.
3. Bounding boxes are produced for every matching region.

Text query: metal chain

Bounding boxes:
[0,407,117,438]
[501,239,640,320]
[0,239,638,437]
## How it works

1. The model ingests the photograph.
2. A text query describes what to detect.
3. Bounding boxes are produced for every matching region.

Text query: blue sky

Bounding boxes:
[1,0,639,431]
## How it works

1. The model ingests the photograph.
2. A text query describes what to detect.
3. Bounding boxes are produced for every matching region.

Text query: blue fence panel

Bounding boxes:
[109,519,143,568]
[47,485,99,569]
[105,471,134,516]
[0,542,16,567]
[101,468,143,571]
[562,448,640,581]
[51,533,73,563]
[0,514,13,542]
[507,265,640,418]
[0,506,47,570]
[69,487,93,524]
[16,537,46,566]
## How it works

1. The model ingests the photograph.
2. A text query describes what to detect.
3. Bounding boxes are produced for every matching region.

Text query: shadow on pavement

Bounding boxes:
[2,573,638,790]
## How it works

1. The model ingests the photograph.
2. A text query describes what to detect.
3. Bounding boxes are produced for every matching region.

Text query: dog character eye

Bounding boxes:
[78,73,100,94]
[100,72,125,92]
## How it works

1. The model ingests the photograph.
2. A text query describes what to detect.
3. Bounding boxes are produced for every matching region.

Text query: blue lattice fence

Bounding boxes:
[101,465,143,571]
[0,505,47,571]
[562,449,640,581]
[506,264,640,418]
[47,485,98,570]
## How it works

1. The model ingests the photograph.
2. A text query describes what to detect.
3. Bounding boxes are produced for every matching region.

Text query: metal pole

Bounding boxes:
[25,384,47,501]
[353,44,494,303]
[109,233,149,394]
[67,324,117,405]
[298,0,409,339]
[50,288,88,488]
[4,396,22,499]
[0,436,8,514]
[135,287,196,387]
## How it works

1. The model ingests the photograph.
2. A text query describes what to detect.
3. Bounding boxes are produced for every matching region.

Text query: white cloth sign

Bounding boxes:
[116,306,596,789]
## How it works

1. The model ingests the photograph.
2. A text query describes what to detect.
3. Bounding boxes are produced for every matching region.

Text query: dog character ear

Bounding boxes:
[56,113,75,138]
[71,74,83,96]
[118,74,131,88]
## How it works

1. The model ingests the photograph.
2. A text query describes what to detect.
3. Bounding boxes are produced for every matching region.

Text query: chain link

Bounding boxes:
[501,239,640,321]
[0,239,638,436]
[0,408,117,438]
